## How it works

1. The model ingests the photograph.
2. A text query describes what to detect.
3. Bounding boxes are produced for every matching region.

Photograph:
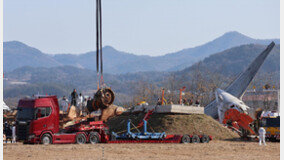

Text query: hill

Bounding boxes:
[179,44,280,76]
[3,41,62,72]
[4,43,280,106]
[4,31,279,73]
[4,66,168,98]
[51,31,280,73]
[156,31,279,71]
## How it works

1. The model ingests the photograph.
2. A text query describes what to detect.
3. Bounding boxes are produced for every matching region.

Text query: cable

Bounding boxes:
[96,0,100,89]
[99,0,104,86]
[95,0,104,88]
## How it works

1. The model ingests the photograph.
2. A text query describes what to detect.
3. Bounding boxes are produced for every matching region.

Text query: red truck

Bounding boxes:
[16,95,110,144]
[16,95,212,144]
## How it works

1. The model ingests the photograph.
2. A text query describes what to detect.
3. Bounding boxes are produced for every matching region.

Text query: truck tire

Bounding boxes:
[89,132,100,144]
[201,135,210,143]
[41,134,52,145]
[191,135,200,143]
[181,135,190,144]
[76,133,87,144]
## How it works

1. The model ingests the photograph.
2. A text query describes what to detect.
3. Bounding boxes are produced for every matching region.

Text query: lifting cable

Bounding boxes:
[99,0,104,86]
[96,0,104,89]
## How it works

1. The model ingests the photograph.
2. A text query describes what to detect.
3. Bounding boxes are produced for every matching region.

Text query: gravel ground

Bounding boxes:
[3,140,279,160]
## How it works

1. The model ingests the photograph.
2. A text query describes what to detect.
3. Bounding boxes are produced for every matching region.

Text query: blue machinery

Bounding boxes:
[112,119,166,140]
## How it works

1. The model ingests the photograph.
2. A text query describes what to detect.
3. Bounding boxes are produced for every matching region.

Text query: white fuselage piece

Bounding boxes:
[215,88,250,123]
[3,101,11,111]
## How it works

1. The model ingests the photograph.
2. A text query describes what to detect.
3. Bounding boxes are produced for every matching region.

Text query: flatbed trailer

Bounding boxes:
[110,119,212,144]
[108,135,212,144]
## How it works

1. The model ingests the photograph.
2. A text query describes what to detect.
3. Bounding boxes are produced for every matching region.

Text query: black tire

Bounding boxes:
[89,132,100,144]
[76,133,87,144]
[41,134,52,145]
[181,135,190,144]
[201,135,210,143]
[191,135,200,143]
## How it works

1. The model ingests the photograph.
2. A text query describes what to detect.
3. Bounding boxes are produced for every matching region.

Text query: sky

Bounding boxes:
[4,0,280,56]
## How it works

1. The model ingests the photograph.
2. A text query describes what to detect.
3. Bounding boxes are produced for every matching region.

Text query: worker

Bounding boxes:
[86,97,93,113]
[3,134,6,143]
[12,122,16,143]
[3,121,8,143]
[79,93,83,103]
[189,99,193,105]
[82,98,88,116]
[258,127,266,145]
[71,89,78,106]
[4,121,12,143]
[168,98,174,105]
[78,93,84,112]
[60,96,69,113]
[195,99,200,107]
[182,99,188,105]
[157,98,162,105]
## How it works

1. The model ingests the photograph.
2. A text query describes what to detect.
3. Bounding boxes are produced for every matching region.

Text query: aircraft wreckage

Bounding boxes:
[204,42,275,119]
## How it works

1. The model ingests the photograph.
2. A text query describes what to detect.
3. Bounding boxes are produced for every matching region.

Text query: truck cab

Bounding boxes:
[16,95,110,144]
[16,96,60,143]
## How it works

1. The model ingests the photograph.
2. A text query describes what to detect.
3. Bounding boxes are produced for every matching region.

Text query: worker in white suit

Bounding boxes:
[258,127,266,146]
[12,122,16,143]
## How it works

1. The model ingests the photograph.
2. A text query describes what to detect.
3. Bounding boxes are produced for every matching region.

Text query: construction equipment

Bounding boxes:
[259,114,280,141]
[110,109,212,143]
[15,95,119,144]
[217,90,280,140]
[161,88,165,105]
[179,86,186,104]
[223,108,280,141]
[16,95,212,144]
[111,119,167,141]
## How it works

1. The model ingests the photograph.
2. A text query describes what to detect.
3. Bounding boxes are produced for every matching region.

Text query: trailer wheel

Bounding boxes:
[76,133,87,144]
[191,135,200,143]
[89,132,100,144]
[201,135,210,143]
[181,135,190,144]
[41,134,52,145]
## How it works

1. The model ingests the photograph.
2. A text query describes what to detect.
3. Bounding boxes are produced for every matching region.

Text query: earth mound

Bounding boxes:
[107,113,239,140]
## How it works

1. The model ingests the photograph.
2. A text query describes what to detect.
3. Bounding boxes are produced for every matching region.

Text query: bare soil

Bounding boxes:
[3,141,279,160]
[107,113,239,140]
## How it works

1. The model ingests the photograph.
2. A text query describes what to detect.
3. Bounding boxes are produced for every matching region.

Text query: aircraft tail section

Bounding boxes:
[205,42,275,119]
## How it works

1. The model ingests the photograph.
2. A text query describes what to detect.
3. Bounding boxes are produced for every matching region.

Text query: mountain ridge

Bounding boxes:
[4,31,280,73]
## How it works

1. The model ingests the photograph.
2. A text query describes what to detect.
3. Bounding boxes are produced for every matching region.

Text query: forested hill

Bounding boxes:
[4,43,280,102]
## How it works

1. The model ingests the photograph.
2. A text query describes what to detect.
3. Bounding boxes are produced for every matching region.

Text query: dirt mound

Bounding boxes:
[107,113,239,140]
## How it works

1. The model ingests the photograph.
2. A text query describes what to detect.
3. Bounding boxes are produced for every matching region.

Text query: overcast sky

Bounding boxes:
[4,0,280,56]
